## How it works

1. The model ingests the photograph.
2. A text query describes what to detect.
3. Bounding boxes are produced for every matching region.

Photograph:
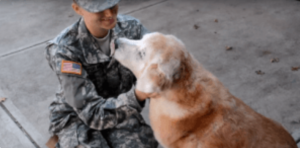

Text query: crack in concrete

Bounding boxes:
[124,0,168,15]
[0,102,40,148]
[0,39,50,59]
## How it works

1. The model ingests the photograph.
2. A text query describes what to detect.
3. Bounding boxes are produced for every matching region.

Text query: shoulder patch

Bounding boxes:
[61,60,82,75]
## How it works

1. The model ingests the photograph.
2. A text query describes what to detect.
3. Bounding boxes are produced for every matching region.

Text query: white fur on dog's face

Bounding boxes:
[114,32,187,93]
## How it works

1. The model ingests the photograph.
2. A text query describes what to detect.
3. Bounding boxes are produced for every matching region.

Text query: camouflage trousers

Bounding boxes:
[55,117,158,148]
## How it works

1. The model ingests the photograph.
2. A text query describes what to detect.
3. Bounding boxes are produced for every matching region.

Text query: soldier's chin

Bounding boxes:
[99,22,116,30]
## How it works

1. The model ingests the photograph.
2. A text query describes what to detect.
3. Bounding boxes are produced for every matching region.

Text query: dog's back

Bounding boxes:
[194,96,297,148]
[150,75,297,148]
[150,50,297,148]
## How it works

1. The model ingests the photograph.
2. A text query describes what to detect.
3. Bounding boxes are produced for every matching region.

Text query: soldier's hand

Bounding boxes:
[134,89,159,101]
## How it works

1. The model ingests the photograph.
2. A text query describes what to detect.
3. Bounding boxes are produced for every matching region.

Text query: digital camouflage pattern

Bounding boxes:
[75,0,120,13]
[45,14,158,148]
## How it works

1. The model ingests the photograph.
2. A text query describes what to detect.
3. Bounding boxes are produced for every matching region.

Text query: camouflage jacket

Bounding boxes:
[45,15,149,135]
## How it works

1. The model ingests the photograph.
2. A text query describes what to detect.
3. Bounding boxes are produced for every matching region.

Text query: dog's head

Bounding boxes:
[113,32,190,93]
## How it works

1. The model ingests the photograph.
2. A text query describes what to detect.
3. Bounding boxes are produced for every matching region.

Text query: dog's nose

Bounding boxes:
[114,38,119,49]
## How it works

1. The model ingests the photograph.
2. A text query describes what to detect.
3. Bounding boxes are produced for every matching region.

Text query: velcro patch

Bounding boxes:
[61,60,82,75]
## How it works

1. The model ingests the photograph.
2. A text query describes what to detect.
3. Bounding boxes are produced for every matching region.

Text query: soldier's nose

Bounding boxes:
[103,8,113,18]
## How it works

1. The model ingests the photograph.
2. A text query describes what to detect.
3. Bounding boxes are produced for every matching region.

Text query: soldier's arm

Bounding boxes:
[139,24,149,38]
[46,44,143,130]
[135,19,150,39]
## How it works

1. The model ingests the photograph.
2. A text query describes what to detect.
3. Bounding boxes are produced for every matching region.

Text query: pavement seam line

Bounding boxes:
[0,0,168,59]
[124,0,168,15]
[0,39,51,58]
[0,102,41,148]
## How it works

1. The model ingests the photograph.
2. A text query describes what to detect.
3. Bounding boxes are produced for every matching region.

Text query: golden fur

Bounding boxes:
[114,33,297,148]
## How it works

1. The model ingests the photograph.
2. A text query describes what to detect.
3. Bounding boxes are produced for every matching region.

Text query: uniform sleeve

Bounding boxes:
[139,23,150,39]
[46,44,143,130]
[136,19,150,39]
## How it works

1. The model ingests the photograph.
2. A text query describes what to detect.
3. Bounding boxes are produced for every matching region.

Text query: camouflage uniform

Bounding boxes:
[45,14,158,148]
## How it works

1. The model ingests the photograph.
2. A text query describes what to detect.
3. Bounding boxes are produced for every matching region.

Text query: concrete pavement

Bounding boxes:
[0,0,299,147]
[0,102,35,148]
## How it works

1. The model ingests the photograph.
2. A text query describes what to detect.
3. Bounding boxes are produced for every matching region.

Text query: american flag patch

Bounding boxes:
[61,60,82,75]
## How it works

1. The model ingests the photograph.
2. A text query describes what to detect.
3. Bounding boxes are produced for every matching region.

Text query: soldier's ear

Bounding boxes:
[72,3,83,16]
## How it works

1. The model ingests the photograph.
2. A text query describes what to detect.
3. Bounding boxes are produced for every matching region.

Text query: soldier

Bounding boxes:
[45,0,158,147]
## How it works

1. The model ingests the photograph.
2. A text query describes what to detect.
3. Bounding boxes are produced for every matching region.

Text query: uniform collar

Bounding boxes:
[78,18,119,64]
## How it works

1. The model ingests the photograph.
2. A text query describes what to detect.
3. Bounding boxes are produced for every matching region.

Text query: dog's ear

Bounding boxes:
[159,59,182,82]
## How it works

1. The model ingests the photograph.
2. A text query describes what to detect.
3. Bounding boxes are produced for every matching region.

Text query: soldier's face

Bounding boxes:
[73,3,119,30]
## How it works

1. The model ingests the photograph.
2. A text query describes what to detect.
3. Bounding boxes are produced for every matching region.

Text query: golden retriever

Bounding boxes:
[113,32,297,148]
